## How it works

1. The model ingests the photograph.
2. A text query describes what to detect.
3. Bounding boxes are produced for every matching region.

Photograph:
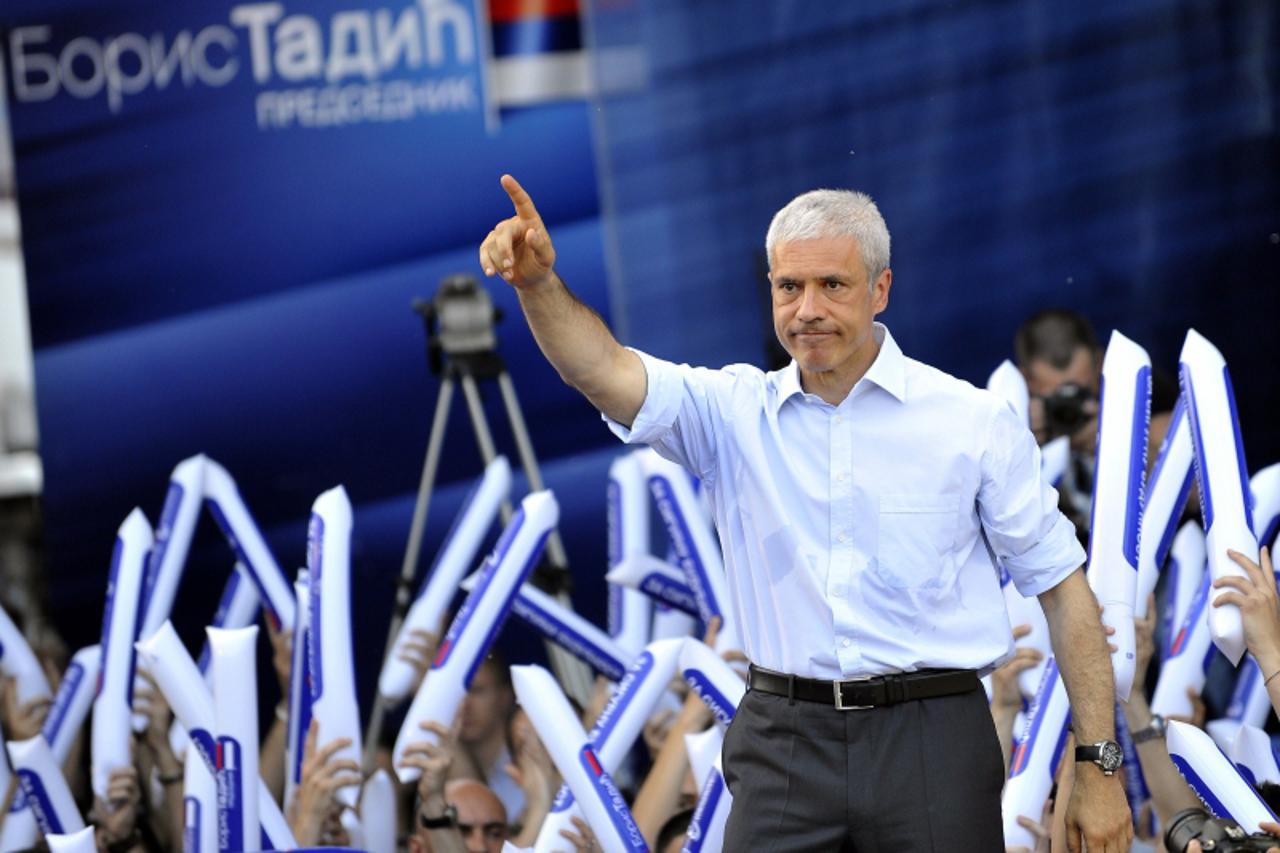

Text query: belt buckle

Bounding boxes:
[833,675,874,710]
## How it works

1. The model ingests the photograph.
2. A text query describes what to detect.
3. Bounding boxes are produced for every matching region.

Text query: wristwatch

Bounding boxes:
[420,803,458,829]
[1132,714,1167,744]
[1075,739,1124,775]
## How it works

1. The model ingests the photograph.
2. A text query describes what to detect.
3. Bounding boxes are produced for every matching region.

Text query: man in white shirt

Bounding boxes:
[478,175,1131,851]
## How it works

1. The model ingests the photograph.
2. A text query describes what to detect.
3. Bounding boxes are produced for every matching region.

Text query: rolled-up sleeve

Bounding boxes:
[978,400,1087,597]
[601,348,728,481]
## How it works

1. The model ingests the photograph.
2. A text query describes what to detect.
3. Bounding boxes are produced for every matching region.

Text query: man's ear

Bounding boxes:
[872,268,893,315]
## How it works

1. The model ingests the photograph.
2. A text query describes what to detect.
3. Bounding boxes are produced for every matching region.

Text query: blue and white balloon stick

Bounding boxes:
[209,626,259,853]
[202,457,296,632]
[284,569,312,814]
[393,491,559,782]
[45,827,97,853]
[0,602,52,706]
[1180,329,1255,664]
[1085,331,1150,701]
[307,486,363,809]
[184,746,218,853]
[1228,723,1280,788]
[138,454,207,645]
[499,581,630,682]
[535,638,684,851]
[677,639,744,729]
[1168,720,1278,830]
[512,665,649,852]
[1002,661,1071,849]
[1135,397,1195,617]
[41,645,99,766]
[1152,572,1215,720]
[607,452,654,659]
[92,508,152,801]
[9,735,84,835]
[987,359,1030,424]
[135,621,296,850]
[642,455,740,654]
[379,457,511,704]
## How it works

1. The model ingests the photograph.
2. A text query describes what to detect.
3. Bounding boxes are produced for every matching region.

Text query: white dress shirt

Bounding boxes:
[605,323,1085,679]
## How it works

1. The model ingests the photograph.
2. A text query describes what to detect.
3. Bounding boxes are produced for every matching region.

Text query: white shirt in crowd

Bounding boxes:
[606,323,1085,680]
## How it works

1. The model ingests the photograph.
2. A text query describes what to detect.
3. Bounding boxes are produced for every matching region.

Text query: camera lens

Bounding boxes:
[1165,808,1208,853]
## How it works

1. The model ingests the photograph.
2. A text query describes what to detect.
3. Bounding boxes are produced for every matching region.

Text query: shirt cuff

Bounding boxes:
[601,348,682,445]
[1004,512,1088,597]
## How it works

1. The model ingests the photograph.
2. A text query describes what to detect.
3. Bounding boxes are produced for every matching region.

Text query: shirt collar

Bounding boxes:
[772,322,906,411]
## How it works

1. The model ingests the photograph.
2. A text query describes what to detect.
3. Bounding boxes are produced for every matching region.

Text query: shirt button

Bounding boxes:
[836,473,847,482]
[837,533,848,543]
[834,415,844,425]
[841,638,851,648]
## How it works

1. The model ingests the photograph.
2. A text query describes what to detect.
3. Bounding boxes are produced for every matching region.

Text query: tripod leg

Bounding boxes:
[363,375,454,771]
[459,371,513,522]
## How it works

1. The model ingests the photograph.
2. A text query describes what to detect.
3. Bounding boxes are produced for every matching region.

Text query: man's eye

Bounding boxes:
[825,280,844,289]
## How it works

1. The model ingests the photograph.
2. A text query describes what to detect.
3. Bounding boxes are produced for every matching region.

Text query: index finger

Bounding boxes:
[501,174,541,221]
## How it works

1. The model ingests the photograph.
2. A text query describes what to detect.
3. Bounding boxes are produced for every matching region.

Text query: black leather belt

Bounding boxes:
[748,664,980,710]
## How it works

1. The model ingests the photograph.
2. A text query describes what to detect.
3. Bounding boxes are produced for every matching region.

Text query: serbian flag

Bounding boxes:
[488,0,589,105]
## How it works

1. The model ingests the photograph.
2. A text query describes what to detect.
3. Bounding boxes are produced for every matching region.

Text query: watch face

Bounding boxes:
[1100,741,1124,771]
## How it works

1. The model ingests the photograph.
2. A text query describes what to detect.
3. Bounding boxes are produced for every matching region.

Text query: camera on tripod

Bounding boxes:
[414,274,502,375]
[1165,808,1280,852]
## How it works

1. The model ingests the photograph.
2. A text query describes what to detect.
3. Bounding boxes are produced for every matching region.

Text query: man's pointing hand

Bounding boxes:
[479,174,556,289]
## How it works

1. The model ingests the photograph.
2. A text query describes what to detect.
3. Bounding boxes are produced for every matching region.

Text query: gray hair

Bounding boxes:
[765,189,891,284]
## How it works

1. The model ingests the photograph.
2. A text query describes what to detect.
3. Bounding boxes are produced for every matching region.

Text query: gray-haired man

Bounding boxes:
[478,175,1130,851]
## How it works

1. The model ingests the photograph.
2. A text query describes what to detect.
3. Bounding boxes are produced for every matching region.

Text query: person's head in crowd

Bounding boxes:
[764,189,893,386]
[656,808,695,853]
[1014,308,1102,451]
[460,652,515,750]
[410,779,508,853]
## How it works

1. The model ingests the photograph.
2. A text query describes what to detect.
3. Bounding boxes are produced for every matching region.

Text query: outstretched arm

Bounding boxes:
[1037,567,1132,853]
[479,174,646,427]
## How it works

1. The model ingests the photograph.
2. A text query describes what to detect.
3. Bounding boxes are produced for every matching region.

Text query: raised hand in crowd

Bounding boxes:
[1215,547,1280,713]
[289,718,362,847]
[398,628,439,698]
[401,719,467,853]
[558,815,603,852]
[989,623,1043,771]
[91,767,145,853]
[506,708,559,847]
[1,674,50,740]
[1005,796,1053,853]
[133,667,183,847]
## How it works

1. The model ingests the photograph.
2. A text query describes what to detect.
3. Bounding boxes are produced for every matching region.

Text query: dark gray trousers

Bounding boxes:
[721,684,1005,852]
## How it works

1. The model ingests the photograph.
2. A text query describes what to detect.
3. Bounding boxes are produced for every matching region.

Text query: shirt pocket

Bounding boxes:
[874,494,960,589]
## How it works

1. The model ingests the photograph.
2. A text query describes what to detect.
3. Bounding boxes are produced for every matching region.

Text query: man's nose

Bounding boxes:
[796,283,823,321]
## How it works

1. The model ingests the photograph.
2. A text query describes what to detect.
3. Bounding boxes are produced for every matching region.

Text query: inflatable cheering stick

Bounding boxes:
[642,454,740,654]
[284,569,313,814]
[1180,329,1256,664]
[378,456,510,703]
[1135,397,1195,617]
[1168,720,1278,831]
[1002,661,1071,849]
[209,627,260,852]
[45,827,96,853]
[1084,331,1150,701]
[9,735,84,835]
[678,638,745,728]
[184,746,218,853]
[607,452,654,658]
[307,486,363,809]
[92,508,152,801]
[203,457,296,632]
[135,621,296,849]
[1152,571,1215,720]
[393,491,558,782]
[497,580,631,681]
[138,454,207,645]
[512,665,649,852]
[42,645,100,765]
[535,638,683,850]
[684,757,731,853]
[0,602,52,706]
[1228,723,1280,788]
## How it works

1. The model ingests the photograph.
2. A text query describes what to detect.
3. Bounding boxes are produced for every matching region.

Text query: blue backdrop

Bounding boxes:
[4,0,1279,714]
